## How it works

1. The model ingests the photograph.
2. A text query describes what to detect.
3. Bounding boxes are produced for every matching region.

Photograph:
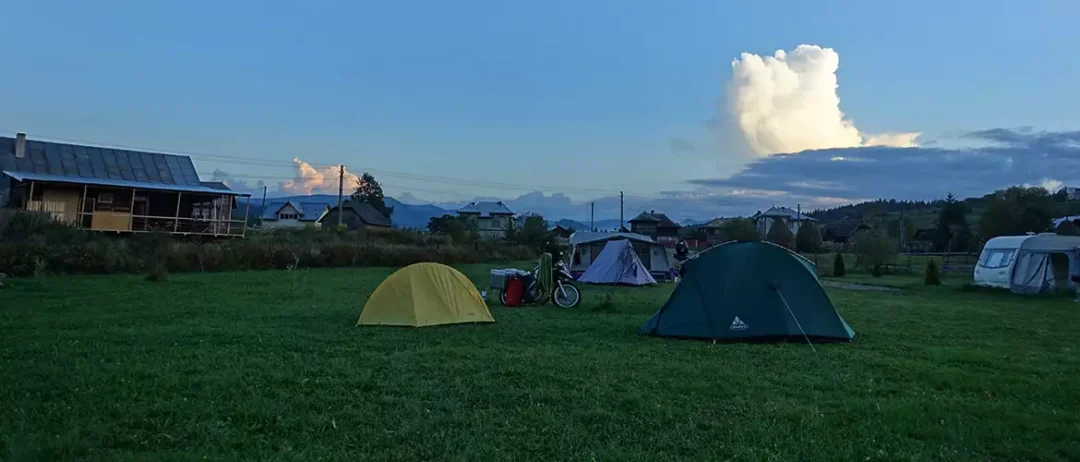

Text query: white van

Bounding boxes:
[974,233,1080,293]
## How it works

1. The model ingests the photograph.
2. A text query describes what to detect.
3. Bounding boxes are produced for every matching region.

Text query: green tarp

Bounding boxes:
[640,241,854,342]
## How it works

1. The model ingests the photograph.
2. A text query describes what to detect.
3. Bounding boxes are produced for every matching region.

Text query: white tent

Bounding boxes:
[569,231,673,281]
[974,233,1080,294]
[578,239,657,285]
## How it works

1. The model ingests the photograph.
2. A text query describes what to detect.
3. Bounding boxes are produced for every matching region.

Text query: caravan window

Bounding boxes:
[979,249,1015,269]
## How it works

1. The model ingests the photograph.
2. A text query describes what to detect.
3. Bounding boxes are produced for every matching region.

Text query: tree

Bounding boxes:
[854,227,896,275]
[427,214,476,243]
[351,172,393,219]
[766,218,794,248]
[510,213,555,254]
[934,193,972,252]
[795,222,824,253]
[833,253,846,277]
[1055,220,1080,236]
[722,218,759,242]
[924,259,941,286]
[979,186,1055,242]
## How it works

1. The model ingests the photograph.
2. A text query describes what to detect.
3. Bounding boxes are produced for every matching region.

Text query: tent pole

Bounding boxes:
[774,285,817,353]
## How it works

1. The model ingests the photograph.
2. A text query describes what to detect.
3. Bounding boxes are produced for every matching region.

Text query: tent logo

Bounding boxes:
[729,316,748,331]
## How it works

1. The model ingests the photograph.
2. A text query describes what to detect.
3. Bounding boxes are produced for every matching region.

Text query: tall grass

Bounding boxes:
[0,210,533,277]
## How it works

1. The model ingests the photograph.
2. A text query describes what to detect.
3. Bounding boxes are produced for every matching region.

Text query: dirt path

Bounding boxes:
[821,280,901,292]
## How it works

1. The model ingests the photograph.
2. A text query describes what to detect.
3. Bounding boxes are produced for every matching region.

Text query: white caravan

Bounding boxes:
[973,233,1080,293]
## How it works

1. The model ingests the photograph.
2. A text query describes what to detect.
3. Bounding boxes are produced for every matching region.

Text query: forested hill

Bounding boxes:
[808,196,993,223]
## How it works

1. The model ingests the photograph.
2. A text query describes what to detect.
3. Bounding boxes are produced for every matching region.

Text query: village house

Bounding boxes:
[260,200,330,229]
[628,210,681,244]
[457,201,514,240]
[697,217,733,244]
[0,133,249,237]
[318,201,392,230]
[752,206,816,238]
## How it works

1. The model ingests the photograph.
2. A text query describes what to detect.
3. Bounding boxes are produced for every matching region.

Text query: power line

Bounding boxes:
[0,129,670,199]
[0,129,344,169]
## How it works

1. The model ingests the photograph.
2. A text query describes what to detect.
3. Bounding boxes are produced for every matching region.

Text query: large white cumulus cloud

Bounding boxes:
[730,45,920,155]
[280,158,359,195]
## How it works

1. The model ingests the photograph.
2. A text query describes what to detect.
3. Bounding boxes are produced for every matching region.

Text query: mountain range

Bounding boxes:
[244,194,649,230]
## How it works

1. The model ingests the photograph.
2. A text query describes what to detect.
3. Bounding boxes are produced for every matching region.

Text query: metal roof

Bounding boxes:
[569,231,657,246]
[458,201,514,217]
[261,200,330,221]
[3,170,250,196]
[319,202,392,228]
[0,135,245,196]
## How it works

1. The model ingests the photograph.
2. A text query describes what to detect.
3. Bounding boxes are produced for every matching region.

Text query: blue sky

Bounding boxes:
[2,1,1079,219]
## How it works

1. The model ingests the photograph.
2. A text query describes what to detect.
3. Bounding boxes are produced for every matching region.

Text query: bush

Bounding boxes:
[0,223,533,277]
[925,259,942,285]
[870,264,883,278]
[795,223,824,253]
[833,253,846,277]
[766,218,795,248]
[853,228,896,273]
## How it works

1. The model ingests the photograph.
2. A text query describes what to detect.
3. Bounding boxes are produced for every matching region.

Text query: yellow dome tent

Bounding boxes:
[357,263,495,327]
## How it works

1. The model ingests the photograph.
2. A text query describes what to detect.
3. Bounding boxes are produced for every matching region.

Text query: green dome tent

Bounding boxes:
[640,241,854,343]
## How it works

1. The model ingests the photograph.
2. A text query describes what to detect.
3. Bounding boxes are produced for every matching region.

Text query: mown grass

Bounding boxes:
[1,265,1079,461]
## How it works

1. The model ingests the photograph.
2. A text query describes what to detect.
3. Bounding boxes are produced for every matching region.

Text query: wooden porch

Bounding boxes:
[17,180,249,237]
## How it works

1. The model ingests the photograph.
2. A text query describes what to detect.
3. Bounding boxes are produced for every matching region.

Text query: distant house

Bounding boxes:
[457,201,514,240]
[551,224,573,243]
[260,200,330,229]
[318,202,391,230]
[751,206,816,238]
[1058,187,1080,201]
[821,221,870,245]
[697,217,733,244]
[629,210,681,243]
[0,132,249,237]
[905,227,937,253]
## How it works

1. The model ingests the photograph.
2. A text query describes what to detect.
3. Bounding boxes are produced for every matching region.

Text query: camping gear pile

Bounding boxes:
[489,254,581,308]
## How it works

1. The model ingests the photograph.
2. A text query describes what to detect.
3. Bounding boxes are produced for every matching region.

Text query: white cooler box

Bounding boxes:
[489,268,528,290]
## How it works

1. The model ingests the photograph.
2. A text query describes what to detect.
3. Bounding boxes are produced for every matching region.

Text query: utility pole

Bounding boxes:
[260,185,267,227]
[796,203,801,252]
[590,201,595,231]
[899,204,906,252]
[619,192,624,231]
[337,165,345,226]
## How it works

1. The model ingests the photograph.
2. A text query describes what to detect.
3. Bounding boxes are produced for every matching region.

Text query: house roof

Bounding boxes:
[458,201,514,217]
[629,211,680,227]
[569,231,657,246]
[261,200,330,222]
[4,170,247,196]
[0,135,246,196]
[754,206,815,221]
[700,217,732,229]
[320,202,391,227]
[823,221,869,238]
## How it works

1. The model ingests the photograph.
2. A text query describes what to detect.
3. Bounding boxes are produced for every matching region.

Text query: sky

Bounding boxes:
[2,0,1080,220]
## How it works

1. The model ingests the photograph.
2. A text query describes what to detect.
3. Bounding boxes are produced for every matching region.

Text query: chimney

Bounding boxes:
[14,132,26,158]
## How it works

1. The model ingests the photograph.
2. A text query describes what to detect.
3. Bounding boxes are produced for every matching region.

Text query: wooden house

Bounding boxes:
[629,210,681,244]
[318,202,392,230]
[0,133,250,237]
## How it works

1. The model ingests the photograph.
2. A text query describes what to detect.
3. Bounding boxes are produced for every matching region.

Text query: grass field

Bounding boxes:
[2,266,1079,461]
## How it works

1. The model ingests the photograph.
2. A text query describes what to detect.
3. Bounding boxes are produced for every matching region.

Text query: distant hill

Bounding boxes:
[241,194,450,229]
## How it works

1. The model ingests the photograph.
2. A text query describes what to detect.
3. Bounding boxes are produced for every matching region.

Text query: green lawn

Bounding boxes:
[2,265,1079,461]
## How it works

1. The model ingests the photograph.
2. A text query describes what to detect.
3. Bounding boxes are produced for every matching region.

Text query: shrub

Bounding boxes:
[925,259,942,285]
[766,218,795,248]
[795,223,824,253]
[833,253,846,277]
[870,264,883,278]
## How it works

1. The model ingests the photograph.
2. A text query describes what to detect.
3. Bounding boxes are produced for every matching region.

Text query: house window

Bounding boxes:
[280,213,299,220]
